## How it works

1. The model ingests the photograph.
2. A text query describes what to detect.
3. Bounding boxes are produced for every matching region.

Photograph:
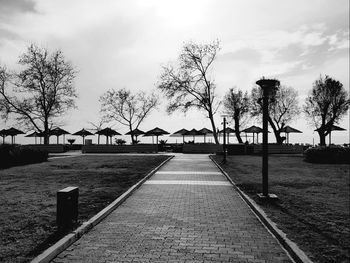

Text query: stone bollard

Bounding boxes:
[57,186,79,229]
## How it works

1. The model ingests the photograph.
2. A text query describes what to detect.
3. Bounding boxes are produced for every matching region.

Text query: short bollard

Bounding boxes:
[57,186,79,229]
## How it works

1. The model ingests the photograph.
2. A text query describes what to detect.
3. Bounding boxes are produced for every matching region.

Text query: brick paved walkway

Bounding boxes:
[52,154,293,263]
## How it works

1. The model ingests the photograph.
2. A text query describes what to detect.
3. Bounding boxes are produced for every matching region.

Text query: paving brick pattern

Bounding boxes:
[52,155,292,263]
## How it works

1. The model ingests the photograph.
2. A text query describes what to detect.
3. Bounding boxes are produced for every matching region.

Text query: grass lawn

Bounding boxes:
[0,154,169,263]
[212,154,350,263]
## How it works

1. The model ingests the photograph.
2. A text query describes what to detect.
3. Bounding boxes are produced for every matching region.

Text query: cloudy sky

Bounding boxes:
[0,0,349,144]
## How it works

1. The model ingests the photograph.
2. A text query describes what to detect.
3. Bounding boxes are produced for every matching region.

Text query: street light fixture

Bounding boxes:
[256,77,280,199]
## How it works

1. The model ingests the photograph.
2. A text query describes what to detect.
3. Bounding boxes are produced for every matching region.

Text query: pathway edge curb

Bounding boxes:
[210,155,313,263]
[31,155,174,263]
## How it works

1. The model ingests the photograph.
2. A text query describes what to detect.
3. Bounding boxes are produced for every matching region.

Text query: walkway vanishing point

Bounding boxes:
[52,154,293,263]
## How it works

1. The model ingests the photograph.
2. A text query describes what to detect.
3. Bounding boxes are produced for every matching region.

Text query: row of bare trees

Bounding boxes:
[0,43,349,145]
[223,75,349,145]
[157,41,349,146]
[223,85,300,144]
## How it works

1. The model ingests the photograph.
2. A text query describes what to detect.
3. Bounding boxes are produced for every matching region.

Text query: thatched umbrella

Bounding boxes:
[96,127,121,145]
[72,128,94,145]
[4,127,25,144]
[125,128,145,143]
[219,127,235,144]
[0,129,7,144]
[170,128,189,143]
[242,125,264,144]
[198,128,213,143]
[280,125,302,144]
[50,127,70,144]
[144,127,170,144]
[25,131,43,145]
[315,125,346,145]
[184,129,204,143]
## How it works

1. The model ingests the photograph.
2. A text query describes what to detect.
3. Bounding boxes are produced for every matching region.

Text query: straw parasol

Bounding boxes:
[4,127,25,144]
[25,131,43,144]
[241,125,264,144]
[198,128,213,143]
[170,128,189,143]
[125,128,145,143]
[315,124,346,145]
[96,127,121,145]
[219,127,235,144]
[0,129,7,144]
[50,127,70,144]
[280,125,302,144]
[72,128,94,144]
[184,129,204,143]
[143,127,169,144]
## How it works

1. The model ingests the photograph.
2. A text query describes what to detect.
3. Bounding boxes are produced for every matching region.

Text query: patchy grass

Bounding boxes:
[212,154,350,263]
[0,155,169,263]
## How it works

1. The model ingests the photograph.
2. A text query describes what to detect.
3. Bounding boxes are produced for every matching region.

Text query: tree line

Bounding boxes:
[0,43,349,145]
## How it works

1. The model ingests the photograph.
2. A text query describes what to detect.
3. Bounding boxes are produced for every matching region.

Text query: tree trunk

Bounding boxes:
[44,120,49,145]
[268,117,284,144]
[234,116,243,143]
[208,111,219,144]
[128,123,136,144]
[318,131,326,146]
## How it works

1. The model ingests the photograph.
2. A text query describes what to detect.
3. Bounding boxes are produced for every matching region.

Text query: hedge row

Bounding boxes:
[0,144,48,169]
[304,146,350,164]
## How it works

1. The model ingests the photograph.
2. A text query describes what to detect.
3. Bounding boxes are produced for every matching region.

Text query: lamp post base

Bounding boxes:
[257,193,278,200]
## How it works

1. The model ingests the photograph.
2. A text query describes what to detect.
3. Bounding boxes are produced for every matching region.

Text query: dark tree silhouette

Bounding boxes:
[223,88,250,143]
[158,40,221,144]
[100,88,158,144]
[304,75,349,145]
[251,84,300,144]
[0,44,77,144]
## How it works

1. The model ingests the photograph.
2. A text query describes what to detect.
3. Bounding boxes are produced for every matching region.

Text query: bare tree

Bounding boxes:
[0,44,77,144]
[158,40,221,144]
[251,84,300,144]
[100,88,158,144]
[223,88,250,143]
[304,75,349,145]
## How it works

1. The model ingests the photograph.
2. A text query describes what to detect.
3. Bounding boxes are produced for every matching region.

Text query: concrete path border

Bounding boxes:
[210,155,313,263]
[30,155,174,263]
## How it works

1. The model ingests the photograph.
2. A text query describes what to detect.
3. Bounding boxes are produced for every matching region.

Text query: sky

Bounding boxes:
[0,0,349,145]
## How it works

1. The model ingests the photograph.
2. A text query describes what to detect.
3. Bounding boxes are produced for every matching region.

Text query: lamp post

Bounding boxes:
[221,115,228,164]
[256,78,279,199]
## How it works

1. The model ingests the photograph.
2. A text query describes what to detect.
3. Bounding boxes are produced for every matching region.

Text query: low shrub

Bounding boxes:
[115,139,126,145]
[304,146,350,164]
[0,144,48,169]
